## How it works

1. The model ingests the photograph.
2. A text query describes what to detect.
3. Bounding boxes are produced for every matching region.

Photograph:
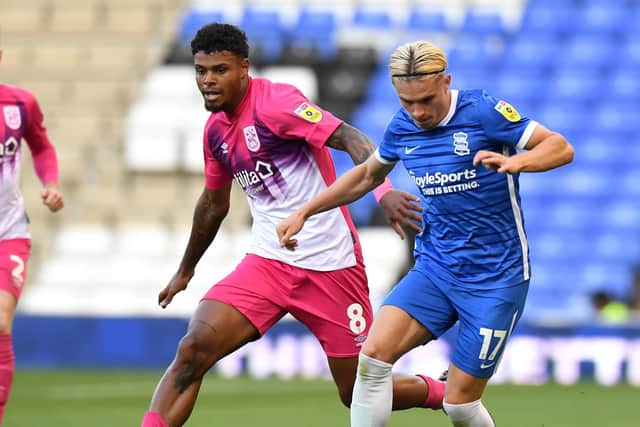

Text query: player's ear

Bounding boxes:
[240,57,250,76]
[442,73,451,90]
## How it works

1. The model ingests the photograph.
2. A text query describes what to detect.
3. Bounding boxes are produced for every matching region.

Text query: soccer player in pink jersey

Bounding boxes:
[141,24,446,427]
[0,49,64,422]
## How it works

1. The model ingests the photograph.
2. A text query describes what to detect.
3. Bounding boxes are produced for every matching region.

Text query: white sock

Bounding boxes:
[443,399,495,427]
[350,353,393,427]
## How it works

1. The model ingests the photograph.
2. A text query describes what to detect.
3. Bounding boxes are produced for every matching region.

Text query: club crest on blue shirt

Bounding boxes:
[453,132,470,156]
[3,106,21,130]
[243,125,261,152]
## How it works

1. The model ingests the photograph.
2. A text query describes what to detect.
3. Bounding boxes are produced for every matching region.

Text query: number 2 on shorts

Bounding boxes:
[10,254,25,287]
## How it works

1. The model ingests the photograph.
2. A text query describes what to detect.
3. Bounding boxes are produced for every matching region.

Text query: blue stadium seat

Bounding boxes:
[582,0,630,7]
[348,193,378,227]
[294,9,336,34]
[521,195,554,232]
[595,232,640,264]
[406,10,447,32]
[352,8,392,28]
[519,169,567,204]
[620,170,640,200]
[350,101,400,141]
[447,36,503,70]
[618,36,640,69]
[289,10,337,60]
[548,200,603,232]
[449,71,495,94]
[608,68,640,101]
[556,167,612,201]
[364,68,396,104]
[525,0,577,9]
[529,261,584,291]
[178,8,224,45]
[504,35,560,70]
[582,262,634,301]
[519,6,578,36]
[546,68,601,103]
[594,102,638,133]
[494,67,547,105]
[241,9,285,63]
[604,200,640,233]
[329,148,353,176]
[556,36,615,69]
[579,131,635,168]
[536,102,590,136]
[528,231,584,263]
[460,11,506,35]
[574,5,627,35]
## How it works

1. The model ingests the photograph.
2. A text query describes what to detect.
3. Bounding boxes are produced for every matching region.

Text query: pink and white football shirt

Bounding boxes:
[203,77,361,271]
[0,84,59,241]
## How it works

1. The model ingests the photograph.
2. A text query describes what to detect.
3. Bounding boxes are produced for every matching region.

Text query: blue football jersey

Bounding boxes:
[375,89,538,288]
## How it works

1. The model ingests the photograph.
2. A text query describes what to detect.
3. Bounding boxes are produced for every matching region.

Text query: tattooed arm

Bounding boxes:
[325,122,376,164]
[158,183,232,308]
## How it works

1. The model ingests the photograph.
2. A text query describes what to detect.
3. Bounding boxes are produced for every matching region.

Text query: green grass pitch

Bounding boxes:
[5,370,637,426]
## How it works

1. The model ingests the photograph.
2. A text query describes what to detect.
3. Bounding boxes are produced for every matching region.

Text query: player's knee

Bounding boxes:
[360,341,392,362]
[443,399,495,427]
[175,333,214,372]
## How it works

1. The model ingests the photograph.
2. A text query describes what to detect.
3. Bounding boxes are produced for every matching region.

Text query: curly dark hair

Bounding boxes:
[190,23,249,58]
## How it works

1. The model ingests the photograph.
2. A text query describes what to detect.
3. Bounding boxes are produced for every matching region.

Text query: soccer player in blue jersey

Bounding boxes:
[277,40,574,427]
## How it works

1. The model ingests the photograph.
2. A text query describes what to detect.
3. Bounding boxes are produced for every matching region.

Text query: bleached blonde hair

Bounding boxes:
[389,40,448,80]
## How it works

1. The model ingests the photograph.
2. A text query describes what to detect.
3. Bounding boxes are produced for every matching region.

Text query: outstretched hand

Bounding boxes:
[41,184,64,212]
[379,189,423,240]
[473,150,522,174]
[158,270,193,308]
[276,211,306,251]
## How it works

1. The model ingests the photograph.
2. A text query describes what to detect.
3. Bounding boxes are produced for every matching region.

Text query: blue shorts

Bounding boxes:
[383,267,529,378]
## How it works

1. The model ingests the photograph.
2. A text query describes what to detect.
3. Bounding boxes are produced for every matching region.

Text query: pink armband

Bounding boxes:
[372,177,393,202]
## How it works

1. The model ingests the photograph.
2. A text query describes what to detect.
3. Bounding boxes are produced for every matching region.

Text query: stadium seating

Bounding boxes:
[13,0,640,323]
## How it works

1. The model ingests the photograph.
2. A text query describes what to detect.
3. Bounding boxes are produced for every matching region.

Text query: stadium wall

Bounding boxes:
[14,315,640,387]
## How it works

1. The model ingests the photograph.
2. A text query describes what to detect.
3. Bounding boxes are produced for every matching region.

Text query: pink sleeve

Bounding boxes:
[24,93,59,185]
[203,124,232,190]
[260,83,342,148]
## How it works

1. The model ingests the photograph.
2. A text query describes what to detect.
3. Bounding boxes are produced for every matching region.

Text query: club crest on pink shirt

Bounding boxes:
[3,106,21,130]
[243,125,261,152]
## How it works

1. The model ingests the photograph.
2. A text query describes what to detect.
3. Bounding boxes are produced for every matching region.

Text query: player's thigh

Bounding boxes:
[361,305,432,363]
[289,262,372,358]
[0,239,30,308]
[202,254,291,336]
[375,268,457,362]
[449,281,529,380]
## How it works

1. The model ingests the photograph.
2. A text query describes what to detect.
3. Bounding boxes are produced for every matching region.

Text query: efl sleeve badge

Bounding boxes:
[494,100,521,122]
[294,102,323,123]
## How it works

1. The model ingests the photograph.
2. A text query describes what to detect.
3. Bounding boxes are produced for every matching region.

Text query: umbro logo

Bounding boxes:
[405,146,420,155]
